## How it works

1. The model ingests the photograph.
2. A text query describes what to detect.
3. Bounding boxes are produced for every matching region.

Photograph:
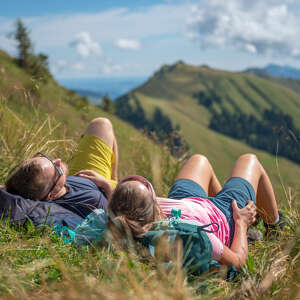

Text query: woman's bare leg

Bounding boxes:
[175,154,222,197]
[229,153,279,223]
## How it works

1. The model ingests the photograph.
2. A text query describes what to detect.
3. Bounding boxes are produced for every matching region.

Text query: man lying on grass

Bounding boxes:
[5,117,118,218]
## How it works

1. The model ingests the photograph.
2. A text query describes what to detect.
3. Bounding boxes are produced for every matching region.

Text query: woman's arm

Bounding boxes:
[219,220,248,268]
[219,200,256,269]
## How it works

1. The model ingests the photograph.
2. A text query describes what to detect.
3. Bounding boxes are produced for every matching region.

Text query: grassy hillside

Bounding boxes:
[137,62,300,126]
[0,50,299,300]
[0,49,179,196]
[116,62,300,203]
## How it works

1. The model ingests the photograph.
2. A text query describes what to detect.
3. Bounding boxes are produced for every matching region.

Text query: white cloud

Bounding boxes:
[51,59,85,74]
[187,0,300,59]
[69,31,102,58]
[98,57,123,75]
[72,62,85,71]
[101,63,122,75]
[56,59,68,70]
[7,4,191,49]
[115,38,140,50]
[50,59,68,74]
[0,3,193,77]
[244,44,257,54]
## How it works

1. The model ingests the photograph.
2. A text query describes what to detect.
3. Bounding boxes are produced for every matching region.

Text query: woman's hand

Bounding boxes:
[219,200,256,268]
[232,200,257,227]
[75,170,114,198]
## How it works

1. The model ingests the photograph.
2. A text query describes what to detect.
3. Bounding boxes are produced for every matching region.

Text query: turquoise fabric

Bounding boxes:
[141,209,219,276]
[54,208,108,245]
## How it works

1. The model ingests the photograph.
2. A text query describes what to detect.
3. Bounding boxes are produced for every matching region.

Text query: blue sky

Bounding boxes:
[1,0,300,79]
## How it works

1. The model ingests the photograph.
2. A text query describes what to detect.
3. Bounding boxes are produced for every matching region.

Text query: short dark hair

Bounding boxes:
[5,160,51,200]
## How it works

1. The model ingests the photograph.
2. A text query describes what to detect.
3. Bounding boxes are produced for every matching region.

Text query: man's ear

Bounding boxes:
[44,193,52,201]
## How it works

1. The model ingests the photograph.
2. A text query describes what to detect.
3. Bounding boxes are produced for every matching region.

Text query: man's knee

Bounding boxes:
[86,118,113,135]
[89,117,113,131]
[84,118,115,146]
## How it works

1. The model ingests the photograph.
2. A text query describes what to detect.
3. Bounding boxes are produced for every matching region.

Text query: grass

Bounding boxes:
[0,188,298,299]
[0,49,300,299]
[0,188,298,300]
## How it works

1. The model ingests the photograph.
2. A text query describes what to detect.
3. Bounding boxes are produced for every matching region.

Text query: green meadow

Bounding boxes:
[119,61,300,203]
[0,50,299,299]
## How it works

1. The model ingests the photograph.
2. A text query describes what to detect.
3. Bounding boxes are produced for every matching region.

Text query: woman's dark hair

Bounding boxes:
[108,181,164,240]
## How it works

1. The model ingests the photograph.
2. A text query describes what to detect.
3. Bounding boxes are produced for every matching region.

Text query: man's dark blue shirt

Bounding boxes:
[53,176,107,218]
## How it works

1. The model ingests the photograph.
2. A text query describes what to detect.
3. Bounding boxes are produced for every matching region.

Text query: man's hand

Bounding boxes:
[75,170,114,198]
[232,200,257,227]
[0,185,5,190]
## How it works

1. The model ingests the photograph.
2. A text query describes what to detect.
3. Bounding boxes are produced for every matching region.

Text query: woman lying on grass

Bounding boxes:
[107,154,284,269]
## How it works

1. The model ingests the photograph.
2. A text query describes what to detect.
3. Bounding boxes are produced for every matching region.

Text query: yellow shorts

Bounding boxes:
[69,134,117,187]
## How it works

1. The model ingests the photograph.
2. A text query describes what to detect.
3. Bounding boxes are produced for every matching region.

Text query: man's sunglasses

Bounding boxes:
[36,152,63,199]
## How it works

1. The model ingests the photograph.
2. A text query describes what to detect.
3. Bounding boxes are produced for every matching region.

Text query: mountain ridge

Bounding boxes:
[115,61,300,200]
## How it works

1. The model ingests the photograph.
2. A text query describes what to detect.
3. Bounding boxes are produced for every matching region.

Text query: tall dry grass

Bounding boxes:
[0,95,299,299]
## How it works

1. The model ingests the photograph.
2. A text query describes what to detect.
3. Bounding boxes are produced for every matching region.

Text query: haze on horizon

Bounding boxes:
[1,0,300,80]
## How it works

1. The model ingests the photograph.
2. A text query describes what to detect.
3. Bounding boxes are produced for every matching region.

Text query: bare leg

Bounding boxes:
[175,154,222,197]
[84,118,118,181]
[111,138,118,181]
[229,154,279,223]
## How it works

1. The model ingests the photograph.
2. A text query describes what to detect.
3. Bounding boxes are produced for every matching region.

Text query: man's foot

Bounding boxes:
[247,228,263,242]
[264,210,286,240]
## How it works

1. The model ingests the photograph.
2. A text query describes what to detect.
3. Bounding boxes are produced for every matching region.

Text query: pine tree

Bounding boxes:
[10,18,51,82]
[13,19,33,69]
[101,94,115,114]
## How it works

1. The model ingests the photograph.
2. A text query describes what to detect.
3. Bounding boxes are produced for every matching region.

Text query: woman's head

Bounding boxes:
[108,175,163,239]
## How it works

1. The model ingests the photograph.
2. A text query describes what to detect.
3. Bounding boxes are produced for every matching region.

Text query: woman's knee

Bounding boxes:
[191,154,208,162]
[238,153,259,164]
[232,153,262,179]
[189,154,210,166]
[190,154,215,173]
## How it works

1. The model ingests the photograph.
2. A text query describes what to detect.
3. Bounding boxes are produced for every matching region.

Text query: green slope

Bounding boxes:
[0,49,178,196]
[117,62,300,203]
[137,62,300,126]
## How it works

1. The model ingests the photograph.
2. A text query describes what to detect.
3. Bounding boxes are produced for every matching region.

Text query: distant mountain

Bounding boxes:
[116,61,300,165]
[58,77,147,104]
[264,64,300,79]
[245,65,300,94]
[246,64,300,79]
